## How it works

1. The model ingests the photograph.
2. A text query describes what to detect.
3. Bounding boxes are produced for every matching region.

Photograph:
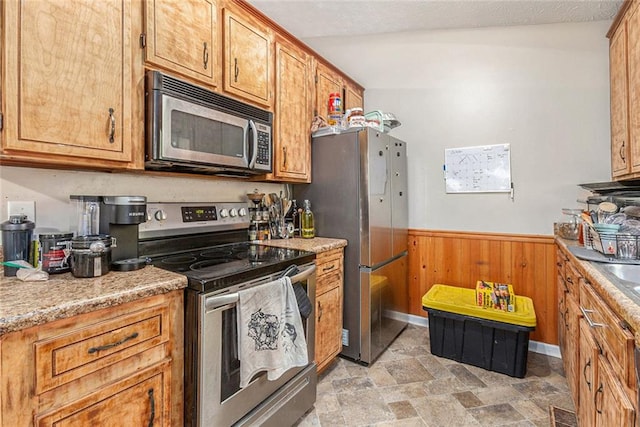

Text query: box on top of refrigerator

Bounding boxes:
[476,281,515,312]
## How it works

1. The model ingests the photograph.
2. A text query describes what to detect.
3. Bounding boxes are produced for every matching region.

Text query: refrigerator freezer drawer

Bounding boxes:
[357,253,408,364]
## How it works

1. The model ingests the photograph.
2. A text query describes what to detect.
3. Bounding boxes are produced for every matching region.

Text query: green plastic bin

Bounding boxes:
[422,284,537,378]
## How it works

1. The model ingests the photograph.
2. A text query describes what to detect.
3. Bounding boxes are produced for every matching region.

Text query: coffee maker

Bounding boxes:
[98,196,147,265]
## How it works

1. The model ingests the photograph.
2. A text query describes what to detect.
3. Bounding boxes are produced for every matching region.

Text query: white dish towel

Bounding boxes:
[238,276,309,388]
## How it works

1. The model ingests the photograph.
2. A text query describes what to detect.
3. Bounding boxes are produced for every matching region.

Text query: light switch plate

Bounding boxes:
[8,201,36,222]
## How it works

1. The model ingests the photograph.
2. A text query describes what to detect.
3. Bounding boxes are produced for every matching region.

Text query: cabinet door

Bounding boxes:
[595,354,635,427]
[315,285,343,372]
[144,0,218,87]
[564,295,580,402]
[3,0,139,166]
[611,23,630,177]
[315,61,343,118]
[578,320,599,427]
[272,38,312,182]
[36,362,171,427]
[223,6,272,107]
[344,82,364,111]
[628,4,640,173]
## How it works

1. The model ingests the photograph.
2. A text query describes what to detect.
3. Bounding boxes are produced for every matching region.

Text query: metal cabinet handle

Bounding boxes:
[317,301,323,321]
[563,307,570,329]
[621,140,626,162]
[234,58,239,82]
[203,42,209,70]
[282,146,287,168]
[594,383,603,414]
[322,264,336,272]
[108,108,115,143]
[88,331,139,354]
[148,388,155,427]
[583,359,592,391]
[580,306,605,328]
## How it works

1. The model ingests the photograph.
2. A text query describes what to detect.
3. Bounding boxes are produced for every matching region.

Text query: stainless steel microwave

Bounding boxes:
[145,71,272,176]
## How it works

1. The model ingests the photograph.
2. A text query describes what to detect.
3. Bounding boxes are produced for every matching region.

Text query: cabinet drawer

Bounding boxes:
[316,249,343,275]
[35,304,170,394]
[580,282,635,389]
[35,360,170,427]
[556,251,567,280]
[317,270,343,296]
[565,260,581,298]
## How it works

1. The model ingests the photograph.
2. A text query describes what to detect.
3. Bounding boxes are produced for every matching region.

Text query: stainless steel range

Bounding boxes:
[138,202,317,427]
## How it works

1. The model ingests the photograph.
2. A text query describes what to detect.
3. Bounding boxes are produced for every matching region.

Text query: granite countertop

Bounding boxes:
[0,266,187,336]
[259,236,348,253]
[556,238,640,344]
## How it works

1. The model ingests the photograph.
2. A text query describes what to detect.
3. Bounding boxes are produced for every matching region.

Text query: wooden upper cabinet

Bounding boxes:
[611,17,630,177]
[315,61,343,119]
[144,0,219,88]
[270,37,312,182]
[344,81,364,111]
[223,3,273,108]
[2,0,142,169]
[609,1,640,179]
[627,3,640,173]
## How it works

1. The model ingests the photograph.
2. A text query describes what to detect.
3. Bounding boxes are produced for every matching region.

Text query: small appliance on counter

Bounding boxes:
[1,214,35,277]
[70,195,147,272]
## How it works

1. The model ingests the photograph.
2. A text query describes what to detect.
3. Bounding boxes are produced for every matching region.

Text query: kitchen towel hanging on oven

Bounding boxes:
[237,276,309,388]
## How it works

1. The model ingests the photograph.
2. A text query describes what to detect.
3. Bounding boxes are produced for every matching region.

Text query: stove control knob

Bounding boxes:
[229,208,238,217]
[238,207,247,217]
[154,210,167,221]
[220,209,229,218]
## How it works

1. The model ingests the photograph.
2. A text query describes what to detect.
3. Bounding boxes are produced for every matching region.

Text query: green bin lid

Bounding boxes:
[422,284,537,328]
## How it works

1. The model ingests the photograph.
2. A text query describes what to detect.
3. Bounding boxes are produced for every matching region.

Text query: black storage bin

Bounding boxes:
[425,307,534,378]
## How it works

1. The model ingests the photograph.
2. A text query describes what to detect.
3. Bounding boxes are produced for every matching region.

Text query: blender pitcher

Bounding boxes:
[1,214,35,276]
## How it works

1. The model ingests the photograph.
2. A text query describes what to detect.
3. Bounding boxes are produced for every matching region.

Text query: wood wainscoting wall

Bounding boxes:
[408,229,557,345]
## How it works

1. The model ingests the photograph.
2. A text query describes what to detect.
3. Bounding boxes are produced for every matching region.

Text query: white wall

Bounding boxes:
[0,166,283,236]
[304,21,613,235]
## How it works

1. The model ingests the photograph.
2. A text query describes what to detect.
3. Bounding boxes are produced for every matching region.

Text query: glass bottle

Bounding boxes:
[301,200,315,239]
[290,200,300,237]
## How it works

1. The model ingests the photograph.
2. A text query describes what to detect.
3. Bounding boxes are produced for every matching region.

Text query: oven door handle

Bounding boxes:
[289,264,316,283]
[204,264,316,311]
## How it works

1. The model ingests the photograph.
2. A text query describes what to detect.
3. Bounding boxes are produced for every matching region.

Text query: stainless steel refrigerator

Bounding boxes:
[295,127,408,365]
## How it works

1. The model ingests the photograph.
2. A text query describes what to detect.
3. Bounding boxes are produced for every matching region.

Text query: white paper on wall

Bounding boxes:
[444,144,511,193]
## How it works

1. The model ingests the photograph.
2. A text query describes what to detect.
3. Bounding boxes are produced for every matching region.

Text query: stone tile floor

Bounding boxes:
[295,324,574,426]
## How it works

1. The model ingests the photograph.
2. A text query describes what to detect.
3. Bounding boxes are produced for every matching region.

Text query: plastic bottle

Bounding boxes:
[301,200,315,239]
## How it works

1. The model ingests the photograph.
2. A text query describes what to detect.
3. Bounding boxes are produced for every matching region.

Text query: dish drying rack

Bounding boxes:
[585,224,640,261]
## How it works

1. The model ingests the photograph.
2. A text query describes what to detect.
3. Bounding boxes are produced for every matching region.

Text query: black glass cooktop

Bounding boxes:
[147,242,315,293]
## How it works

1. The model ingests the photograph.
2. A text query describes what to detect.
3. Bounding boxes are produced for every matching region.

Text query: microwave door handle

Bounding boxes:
[248,119,258,169]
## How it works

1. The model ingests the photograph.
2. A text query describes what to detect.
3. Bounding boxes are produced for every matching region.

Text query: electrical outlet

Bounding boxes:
[8,201,36,222]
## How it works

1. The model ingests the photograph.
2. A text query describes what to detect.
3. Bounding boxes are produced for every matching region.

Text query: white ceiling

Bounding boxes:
[246,0,623,39]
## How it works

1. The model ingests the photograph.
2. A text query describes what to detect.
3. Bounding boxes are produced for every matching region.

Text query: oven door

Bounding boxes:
[192,264,316,427]
[159,93,254,169]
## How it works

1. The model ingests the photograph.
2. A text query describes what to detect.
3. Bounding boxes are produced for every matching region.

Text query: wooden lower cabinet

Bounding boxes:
[595,354,635,426]
[578,319,598,427]
[0,290,184,427]
[314,247,344,373]
[556,243,637,426]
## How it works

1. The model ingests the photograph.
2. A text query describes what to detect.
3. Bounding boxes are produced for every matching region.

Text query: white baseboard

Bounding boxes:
[399,312,561,359]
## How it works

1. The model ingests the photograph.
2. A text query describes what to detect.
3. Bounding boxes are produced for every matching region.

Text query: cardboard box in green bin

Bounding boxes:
[423,284,536,328]
[476,280,515,312]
